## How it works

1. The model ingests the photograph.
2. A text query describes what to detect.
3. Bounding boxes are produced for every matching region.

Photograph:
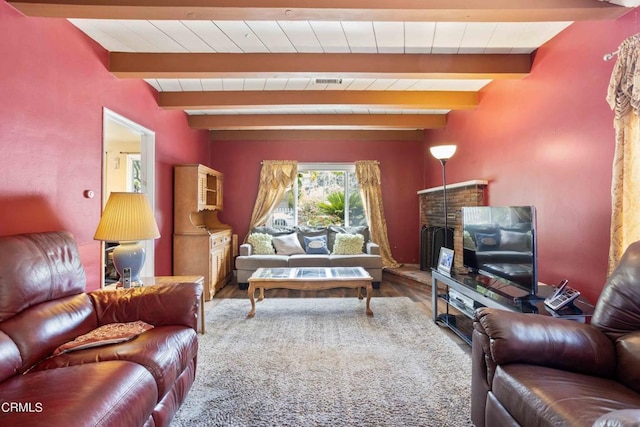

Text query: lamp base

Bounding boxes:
[112,241,146,289]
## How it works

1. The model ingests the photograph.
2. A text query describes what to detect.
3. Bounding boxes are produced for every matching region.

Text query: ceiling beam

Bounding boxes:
[209,129,426,141]
[7,0,633,21]
[159,91,478,111]
[111,53,531,79]
[188,114,446,130]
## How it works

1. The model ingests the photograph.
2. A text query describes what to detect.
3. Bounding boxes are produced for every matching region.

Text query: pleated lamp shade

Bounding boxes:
[94,192,160,242]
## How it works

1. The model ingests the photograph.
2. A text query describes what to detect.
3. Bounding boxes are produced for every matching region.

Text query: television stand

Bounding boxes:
[431,269,594,345]
[512,293,545,304]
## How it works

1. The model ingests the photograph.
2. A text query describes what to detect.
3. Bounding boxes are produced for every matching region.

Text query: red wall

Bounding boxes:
[0,3,211,290]
[2,0,633,298]
[209,139,424,264]
[424,14,635,302]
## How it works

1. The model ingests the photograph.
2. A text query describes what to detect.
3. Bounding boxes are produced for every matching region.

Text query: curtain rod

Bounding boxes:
[603,50,619,61]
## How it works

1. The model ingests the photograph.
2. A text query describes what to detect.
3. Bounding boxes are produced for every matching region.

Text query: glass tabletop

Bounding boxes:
[251,267,370,280]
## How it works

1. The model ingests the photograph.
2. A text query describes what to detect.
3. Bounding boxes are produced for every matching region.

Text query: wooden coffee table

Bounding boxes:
[247,267,373,318]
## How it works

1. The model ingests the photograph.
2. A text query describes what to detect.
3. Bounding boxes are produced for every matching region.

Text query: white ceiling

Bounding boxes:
[7,1,634,132]
[69,19,570,128]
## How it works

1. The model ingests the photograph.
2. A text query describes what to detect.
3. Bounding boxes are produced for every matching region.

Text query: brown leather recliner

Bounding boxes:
[0,231,202,426]
[472,240,640,427]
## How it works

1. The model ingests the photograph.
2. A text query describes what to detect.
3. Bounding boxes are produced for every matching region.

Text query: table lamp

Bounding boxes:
[94,192,160,288]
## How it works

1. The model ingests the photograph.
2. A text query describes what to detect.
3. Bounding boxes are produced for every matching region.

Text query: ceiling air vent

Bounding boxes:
[314,78,343,85]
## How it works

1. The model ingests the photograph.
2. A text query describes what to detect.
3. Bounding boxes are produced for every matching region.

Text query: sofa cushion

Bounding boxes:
[0,231,86,323]
[289,254,331,267]
[492,364,640,426]
[616,332,640,394]
[2,361,157,426]
[251,226,296,236]
[247,233,275,255]
[236,255,290,270]
[272,233,305,255]
[89,283,202,331]
[330,254,382,269]
[33,326,197,402]
[0,331,21,383]
[303,235,330,254]
[332,233,365,255]
[0,293,97,373]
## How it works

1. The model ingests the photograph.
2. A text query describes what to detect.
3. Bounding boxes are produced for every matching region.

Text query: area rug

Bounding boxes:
[171,297,473,427]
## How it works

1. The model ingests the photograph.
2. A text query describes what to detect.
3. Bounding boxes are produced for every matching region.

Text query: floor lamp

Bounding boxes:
[430,145,457,249]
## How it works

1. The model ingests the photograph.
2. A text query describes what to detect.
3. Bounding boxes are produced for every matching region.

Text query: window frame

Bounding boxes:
[294,163,357,227]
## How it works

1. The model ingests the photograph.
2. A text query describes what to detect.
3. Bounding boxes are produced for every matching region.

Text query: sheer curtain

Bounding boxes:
[355,160,400,268]
[607,33,640,273]
[245,160,298,241]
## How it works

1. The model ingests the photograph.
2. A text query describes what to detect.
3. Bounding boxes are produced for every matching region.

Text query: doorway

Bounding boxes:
[101,108,156,286]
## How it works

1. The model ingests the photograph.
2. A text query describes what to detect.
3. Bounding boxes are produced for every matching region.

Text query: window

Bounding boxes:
[126,154,142,193]
[268,163,366,228]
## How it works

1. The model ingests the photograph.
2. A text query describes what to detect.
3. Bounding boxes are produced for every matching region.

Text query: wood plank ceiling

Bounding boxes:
[8,1,636,134]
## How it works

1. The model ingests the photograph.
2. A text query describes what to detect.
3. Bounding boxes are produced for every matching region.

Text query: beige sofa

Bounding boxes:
[235,225,383,288]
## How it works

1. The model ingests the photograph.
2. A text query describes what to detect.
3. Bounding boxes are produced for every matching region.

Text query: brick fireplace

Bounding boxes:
[418,180,488,270]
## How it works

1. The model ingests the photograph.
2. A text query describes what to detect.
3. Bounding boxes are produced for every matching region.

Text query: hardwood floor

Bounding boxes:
[212,265,471,353]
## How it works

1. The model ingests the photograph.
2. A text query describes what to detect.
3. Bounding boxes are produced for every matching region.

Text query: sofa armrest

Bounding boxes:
[474,307,616,377]
[240,243,252,256]
[366,241,380,255]
[594,410,640,427]
[89,282,203,331]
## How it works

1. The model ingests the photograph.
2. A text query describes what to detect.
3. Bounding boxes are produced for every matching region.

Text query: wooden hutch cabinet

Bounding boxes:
[173,164,234,300]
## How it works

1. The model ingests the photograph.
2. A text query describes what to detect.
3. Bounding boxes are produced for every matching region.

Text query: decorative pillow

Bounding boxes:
[475,232,499,251]
[499,230,530,252]
[297,226,327,249]
[248,232,276,255]
[53,321,154,355]
[303,235,330,254]
[272,233,305,255]
[332,233,365,255]
[328,225,369,251]
[251,226,295,236]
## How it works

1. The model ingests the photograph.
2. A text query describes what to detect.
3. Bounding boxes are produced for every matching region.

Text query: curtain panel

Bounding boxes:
[245,160,298,241]
[607,33,640,273]
[355,160,400,268]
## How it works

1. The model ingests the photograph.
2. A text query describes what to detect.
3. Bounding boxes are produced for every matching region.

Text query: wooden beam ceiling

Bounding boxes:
[209,129,426,141]
[8,0,633,21]
[10,0,629,132]
[159,91,478,111]
[110,53,532,80]
[188,114,447,130]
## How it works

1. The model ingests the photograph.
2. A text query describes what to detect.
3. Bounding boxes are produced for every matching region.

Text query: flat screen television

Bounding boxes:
[462,206,538,297]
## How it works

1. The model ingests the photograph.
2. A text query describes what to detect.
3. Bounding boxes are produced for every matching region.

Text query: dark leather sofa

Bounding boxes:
[0,231,202,426]
[472,240,640,427]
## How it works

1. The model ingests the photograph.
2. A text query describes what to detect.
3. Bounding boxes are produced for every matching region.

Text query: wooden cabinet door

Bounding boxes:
[209,247,220,298]
[197,172,208,209]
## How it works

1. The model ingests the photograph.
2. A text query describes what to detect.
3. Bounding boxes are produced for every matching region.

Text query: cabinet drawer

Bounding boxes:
[209,231,232,247]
